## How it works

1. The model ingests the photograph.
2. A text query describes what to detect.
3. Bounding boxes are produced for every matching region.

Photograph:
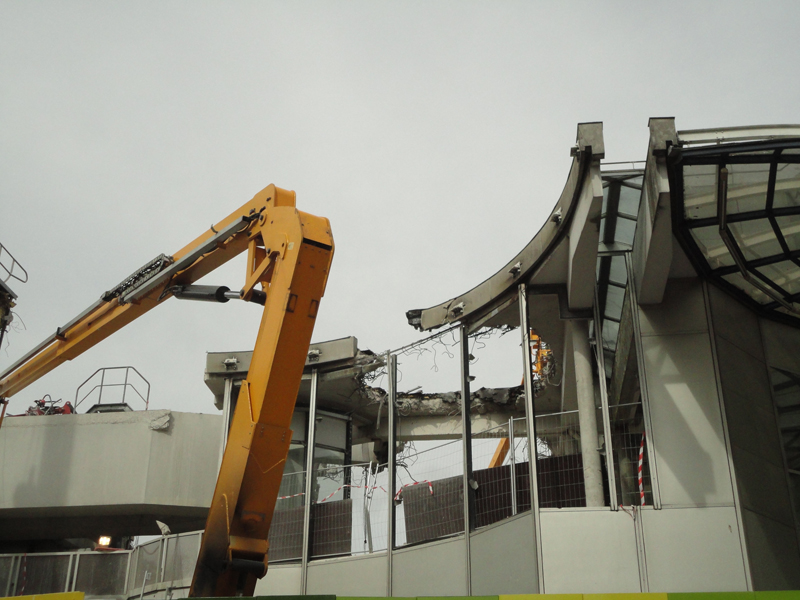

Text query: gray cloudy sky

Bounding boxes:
[2,1,799,414]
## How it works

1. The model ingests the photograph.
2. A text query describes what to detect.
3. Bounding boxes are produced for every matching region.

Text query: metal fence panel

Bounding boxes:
[19,554,71,595]
[162,534,199,583]
[74,552,129,596]
[0,556,13,596]
[132,539,160,591]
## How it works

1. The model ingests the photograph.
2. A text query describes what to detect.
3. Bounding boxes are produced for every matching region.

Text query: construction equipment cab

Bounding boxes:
[0,185,334,597]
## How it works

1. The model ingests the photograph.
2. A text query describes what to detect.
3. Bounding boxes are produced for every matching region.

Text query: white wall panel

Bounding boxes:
[639,278,707,337]
[392,537,467,597]
[470,513,538,595]
[540,509,640,593]
[641,506,747,592]
[641,333,734,506]
[307,554,387,596]
[255,564,302,596]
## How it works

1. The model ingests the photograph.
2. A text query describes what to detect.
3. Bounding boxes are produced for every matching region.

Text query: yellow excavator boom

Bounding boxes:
[0,184,334,596]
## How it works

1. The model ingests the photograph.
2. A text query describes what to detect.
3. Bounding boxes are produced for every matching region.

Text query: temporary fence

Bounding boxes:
[471,418,529,527]
[0,549,133,598]
[269,462,392,560]
[395,438,465,546]
[535,409,588,508]
[610,401,653,506]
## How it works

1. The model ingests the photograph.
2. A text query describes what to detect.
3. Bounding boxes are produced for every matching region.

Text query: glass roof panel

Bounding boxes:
[615,216,637,246]
[683,164,717,220]
[726,162,770,215]
[729,218,783,261]
[776,214,800,251]
[603,283,625,321]
[774,161,800,209]
[618,184,641,218]
[691,225,735,269]
[756,261,800,296]
[601,319,619,352]
[609,255,627,286]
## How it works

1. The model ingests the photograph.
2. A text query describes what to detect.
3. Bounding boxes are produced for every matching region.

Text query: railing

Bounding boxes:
[0,550,131,597]
[74,366,150,411]
[0,242,28,284]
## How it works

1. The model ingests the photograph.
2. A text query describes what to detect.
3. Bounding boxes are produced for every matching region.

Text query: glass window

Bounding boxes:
[683,164,718,220]
[313,447,346,503]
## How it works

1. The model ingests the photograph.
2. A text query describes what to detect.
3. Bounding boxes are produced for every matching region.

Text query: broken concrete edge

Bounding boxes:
[1,408,173,430]
[362,384,527,417]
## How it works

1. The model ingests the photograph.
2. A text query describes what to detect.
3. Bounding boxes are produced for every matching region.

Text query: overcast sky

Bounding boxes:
[1,1,799,414]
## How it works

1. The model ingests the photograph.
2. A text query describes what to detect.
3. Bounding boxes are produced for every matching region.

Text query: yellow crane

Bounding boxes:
[0,185,334,597]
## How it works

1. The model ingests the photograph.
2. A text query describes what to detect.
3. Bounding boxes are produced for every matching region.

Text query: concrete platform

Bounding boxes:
[0,410,221,541]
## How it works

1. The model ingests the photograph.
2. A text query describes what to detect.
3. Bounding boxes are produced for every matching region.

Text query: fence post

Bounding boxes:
[300,369,319,594]
[594,285,618,509]
[519,283,544,593]
[386,352,396,596]
[459,324,474,595]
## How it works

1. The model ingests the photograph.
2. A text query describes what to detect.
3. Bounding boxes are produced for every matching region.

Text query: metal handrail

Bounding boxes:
[74,366,150,410]
[0,243,28,284]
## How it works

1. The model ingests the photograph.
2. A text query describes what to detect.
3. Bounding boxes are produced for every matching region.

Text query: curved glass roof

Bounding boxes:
[670,134,800,321]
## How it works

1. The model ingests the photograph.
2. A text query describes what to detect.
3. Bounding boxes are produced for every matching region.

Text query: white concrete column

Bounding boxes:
[569,319,605,507]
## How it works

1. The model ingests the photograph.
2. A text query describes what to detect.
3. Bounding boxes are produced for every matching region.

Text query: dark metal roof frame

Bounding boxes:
[669,141,800,327]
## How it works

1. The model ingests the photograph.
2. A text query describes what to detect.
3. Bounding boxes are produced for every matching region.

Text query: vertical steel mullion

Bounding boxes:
[300,369,319,595]
[158,536,167,584]
[594,285,618,510]
[99,368,106,405]
[123,551,132,598]
[625,252,662,508]
[67,553,76,592]
[122,367,129,404]
[458,324,473,595]
[519,283,544,593]
[509,416,517,516]
[10,555,20,597]
[386,352,397,596]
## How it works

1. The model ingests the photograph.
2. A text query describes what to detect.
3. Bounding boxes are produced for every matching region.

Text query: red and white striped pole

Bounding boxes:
[638,431,646,506]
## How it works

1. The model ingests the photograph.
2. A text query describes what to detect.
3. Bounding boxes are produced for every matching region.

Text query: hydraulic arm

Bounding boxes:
[0,185,334,596]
